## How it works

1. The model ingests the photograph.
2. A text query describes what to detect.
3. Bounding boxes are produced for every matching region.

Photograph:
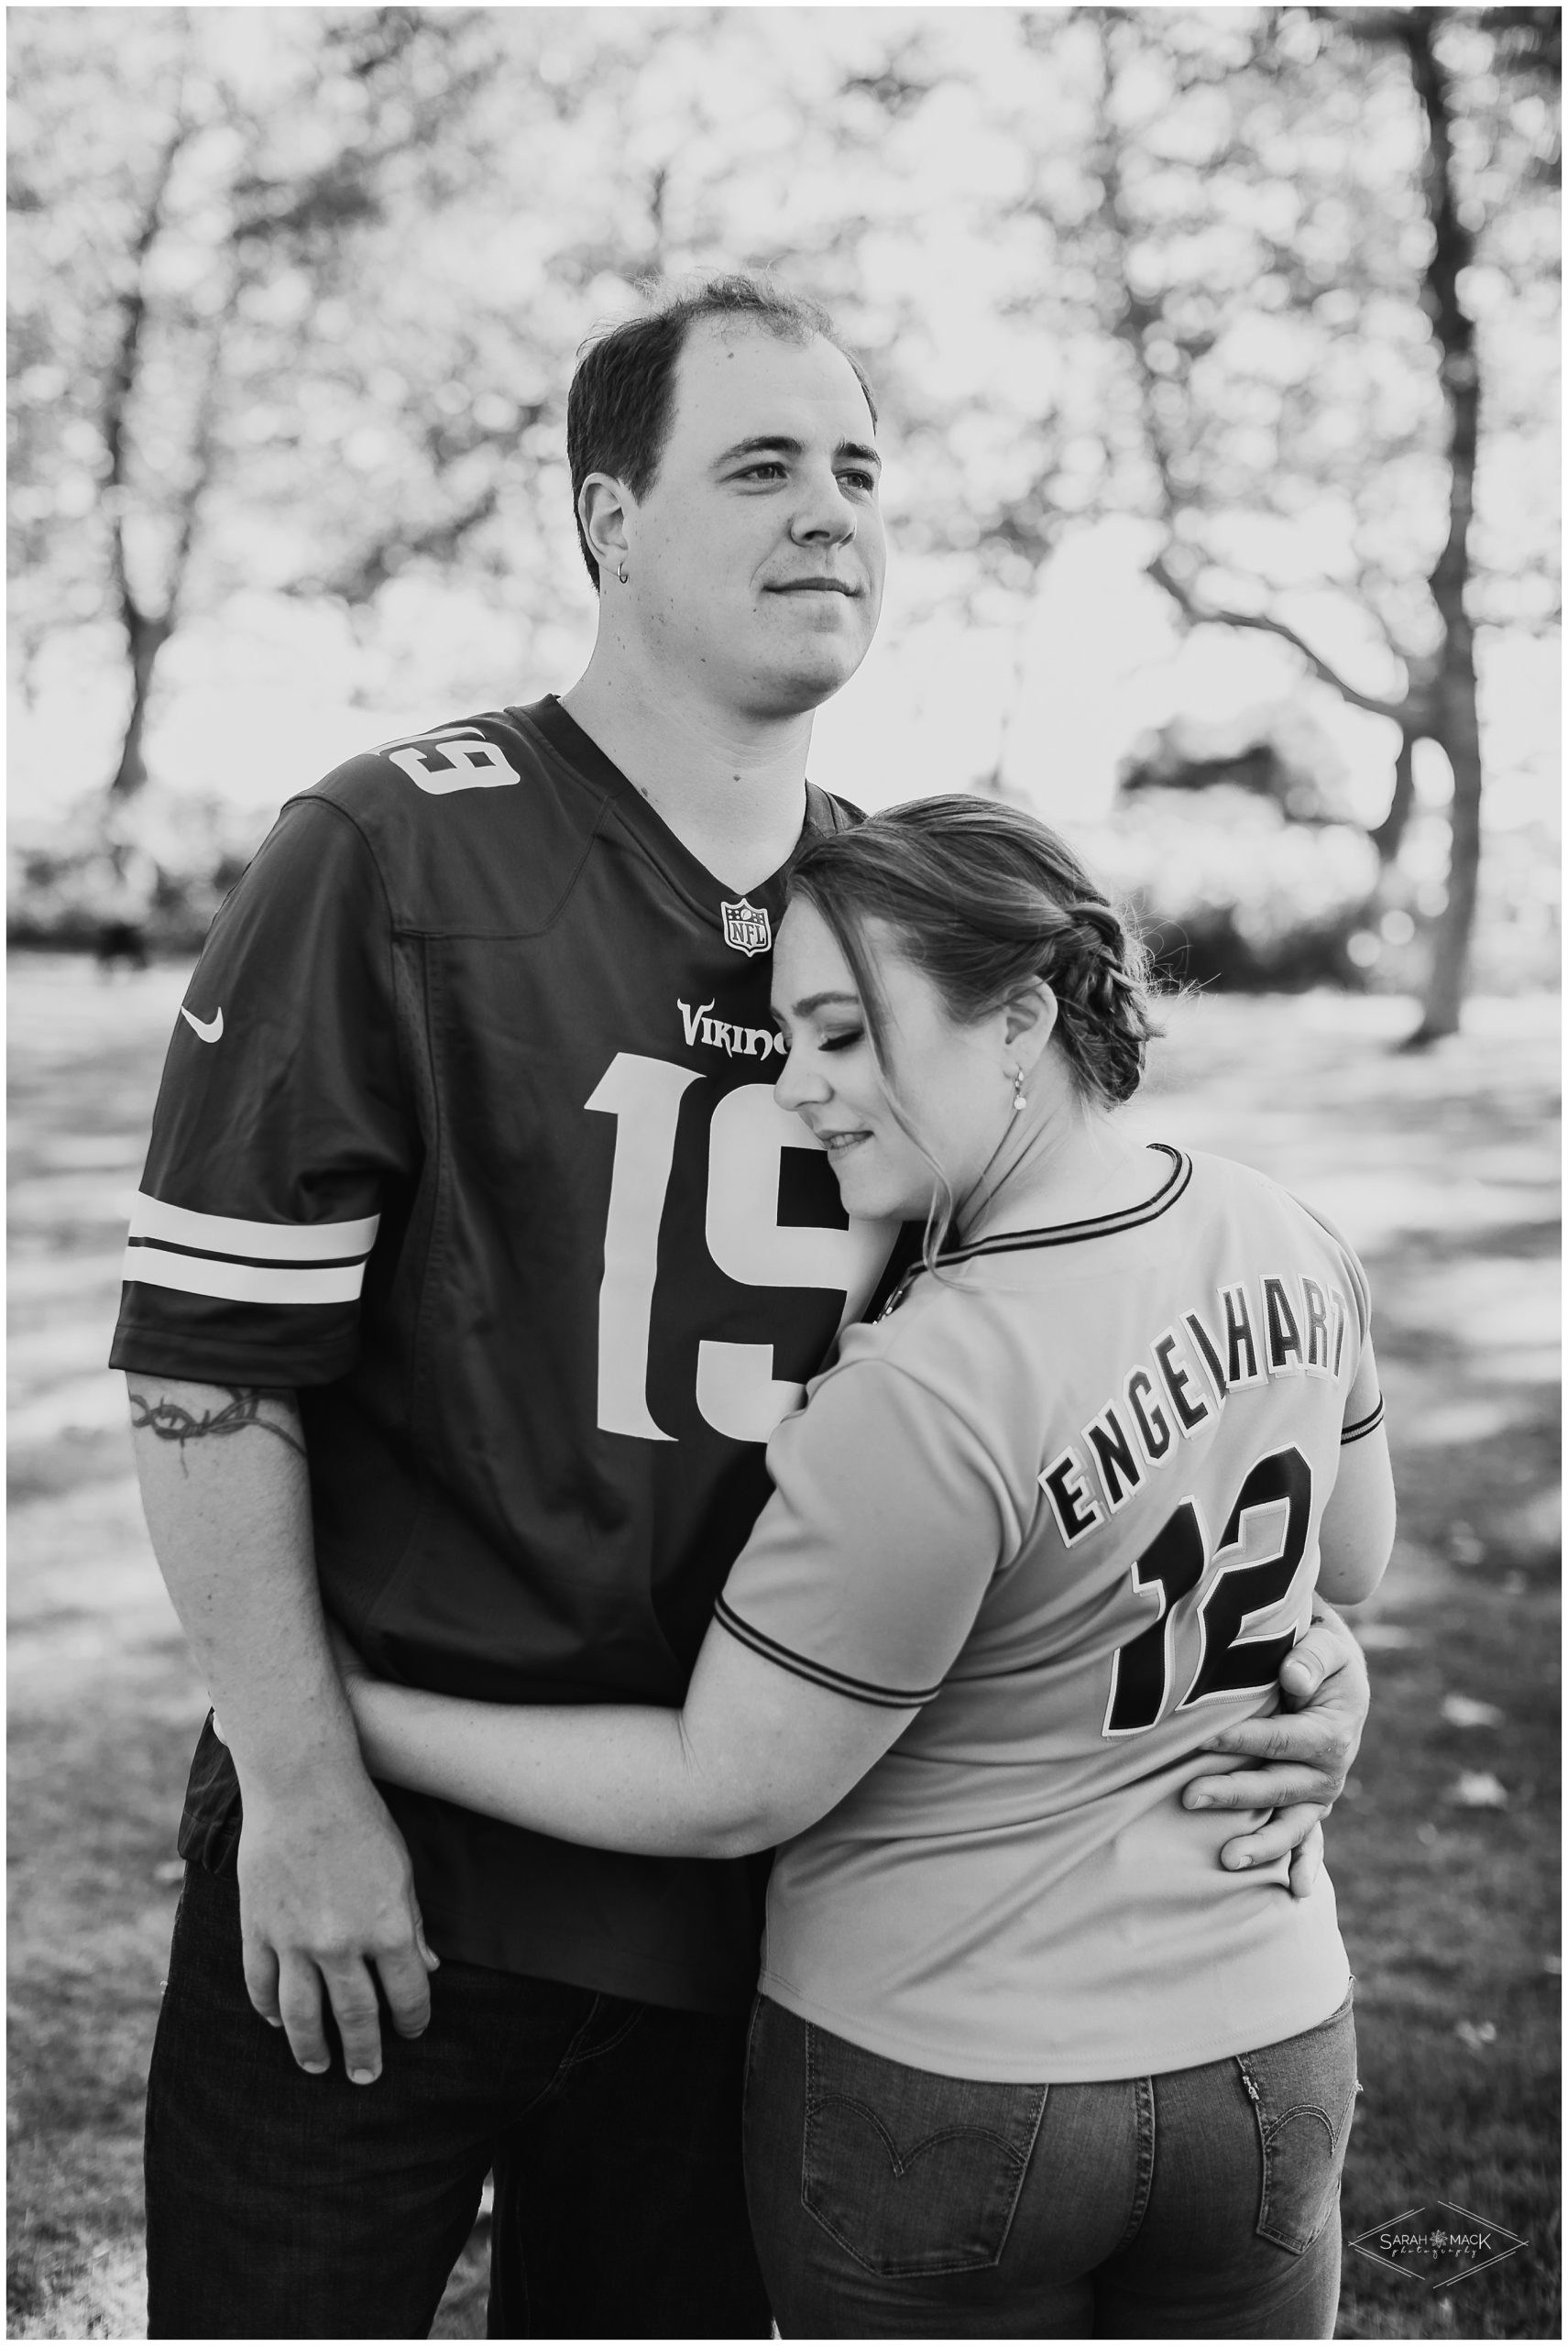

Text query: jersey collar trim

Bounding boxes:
[514,695,844,930]
[943,1145,1192,1262]
[879,1146,1193,1319]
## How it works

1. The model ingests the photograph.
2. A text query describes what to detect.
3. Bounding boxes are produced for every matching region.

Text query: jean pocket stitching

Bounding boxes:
[1262,2101,1339,2139]
[1241,2041,1358,2256]
[801,2027,1047,2278]
[814,2092,1034,2182]
[1255,2107,1344,2253]
[802,2152,1039,2281]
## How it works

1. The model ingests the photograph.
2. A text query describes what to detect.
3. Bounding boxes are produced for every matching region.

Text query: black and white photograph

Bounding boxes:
[7,5,1559,2339]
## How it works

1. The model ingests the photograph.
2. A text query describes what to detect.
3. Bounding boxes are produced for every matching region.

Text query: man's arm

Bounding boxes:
[1187,1337,1391,1893]
[1184,1605,1372,1894]
[127,1374,433,2082]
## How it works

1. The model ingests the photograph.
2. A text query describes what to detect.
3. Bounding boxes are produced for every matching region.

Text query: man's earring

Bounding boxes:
[616,558,629,585]
[1012,1066,1027,1114]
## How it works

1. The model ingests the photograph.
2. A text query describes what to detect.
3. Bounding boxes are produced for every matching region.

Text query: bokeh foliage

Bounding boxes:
[7,6,1560,1025]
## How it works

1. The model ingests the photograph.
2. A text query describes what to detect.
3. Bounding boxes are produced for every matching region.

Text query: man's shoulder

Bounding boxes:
[805,784,866,836]
[284,700,611,933]
[298,701,586,824]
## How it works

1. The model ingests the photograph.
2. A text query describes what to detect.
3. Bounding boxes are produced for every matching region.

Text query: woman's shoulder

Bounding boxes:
[1183,1145,1277,1198]
[839,1257,1015,1365]
[827,1253,1064,1444]
[1185,1150,1366,1252]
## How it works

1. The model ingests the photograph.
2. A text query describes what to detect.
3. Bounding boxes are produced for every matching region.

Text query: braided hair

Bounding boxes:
[786,795,1161,1112]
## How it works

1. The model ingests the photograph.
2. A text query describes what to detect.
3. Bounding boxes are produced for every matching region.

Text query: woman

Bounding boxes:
[333,797,1394,2337]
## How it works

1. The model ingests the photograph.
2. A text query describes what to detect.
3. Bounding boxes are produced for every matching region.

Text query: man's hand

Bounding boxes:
[1183,1608,1369,1899]
[126,1374,439,2082]
[237,1778,438,2084]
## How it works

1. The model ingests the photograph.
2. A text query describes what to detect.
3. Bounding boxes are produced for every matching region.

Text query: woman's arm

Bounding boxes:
[345,1354,1009,1856]
[345,1323,1395,1871]
[343,1620,915,1859]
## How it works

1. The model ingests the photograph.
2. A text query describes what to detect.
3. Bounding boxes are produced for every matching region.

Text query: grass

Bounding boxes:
[1128,987,1562,2341]
[7,954,1560,2339]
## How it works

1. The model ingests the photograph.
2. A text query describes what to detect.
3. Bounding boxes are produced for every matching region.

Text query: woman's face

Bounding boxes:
[771,897,1011,1222]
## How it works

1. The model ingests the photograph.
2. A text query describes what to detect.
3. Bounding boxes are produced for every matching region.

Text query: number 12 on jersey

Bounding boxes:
[1103,1446,1312,1737]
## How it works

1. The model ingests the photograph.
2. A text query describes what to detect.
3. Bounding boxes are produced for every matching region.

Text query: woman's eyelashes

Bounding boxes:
[770,1020,865,1059]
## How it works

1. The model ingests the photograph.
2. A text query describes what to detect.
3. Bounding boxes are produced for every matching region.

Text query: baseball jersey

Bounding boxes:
[716,1146,1380,2078]
[111,695,898,2012]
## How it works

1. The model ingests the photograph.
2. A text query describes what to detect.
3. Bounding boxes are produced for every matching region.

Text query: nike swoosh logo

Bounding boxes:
[180,1004,224,1044]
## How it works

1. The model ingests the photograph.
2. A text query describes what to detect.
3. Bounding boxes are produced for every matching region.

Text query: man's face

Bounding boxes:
[622,319,886,720]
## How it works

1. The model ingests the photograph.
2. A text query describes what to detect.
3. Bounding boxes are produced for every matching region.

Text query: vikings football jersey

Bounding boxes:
[716,1147,1378,2077]
[111,695,896,2012]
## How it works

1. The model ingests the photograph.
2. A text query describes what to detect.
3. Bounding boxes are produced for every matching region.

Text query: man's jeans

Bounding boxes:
[144,1859,771,2339]
[743,1989,1358,2338]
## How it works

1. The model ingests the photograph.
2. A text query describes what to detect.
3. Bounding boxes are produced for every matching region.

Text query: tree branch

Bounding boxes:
[1091,17,1185,528]
[304,482,502,605]
[1146,550,1415,724]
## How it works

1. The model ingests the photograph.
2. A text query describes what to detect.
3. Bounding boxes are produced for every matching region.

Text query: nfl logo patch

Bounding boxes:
[720,898,772,957]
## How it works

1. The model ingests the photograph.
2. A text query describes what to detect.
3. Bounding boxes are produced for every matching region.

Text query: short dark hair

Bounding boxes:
[566,274,878,589]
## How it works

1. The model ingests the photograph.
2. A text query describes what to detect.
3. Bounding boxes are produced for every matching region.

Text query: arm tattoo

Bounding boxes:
[128,1385,306,1462]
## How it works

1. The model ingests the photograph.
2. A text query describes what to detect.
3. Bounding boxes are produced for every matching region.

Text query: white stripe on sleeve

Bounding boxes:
[121,1245,367,1306]
[127,1193,379,1261]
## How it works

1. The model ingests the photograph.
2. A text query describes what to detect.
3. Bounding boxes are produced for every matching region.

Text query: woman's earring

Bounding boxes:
[1012,1066,1027,1114]
[616,558,629,585]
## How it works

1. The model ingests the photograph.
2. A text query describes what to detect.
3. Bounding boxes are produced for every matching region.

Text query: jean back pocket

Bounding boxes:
[1237,1990,1359,2255]
[802,2023,1047,2277]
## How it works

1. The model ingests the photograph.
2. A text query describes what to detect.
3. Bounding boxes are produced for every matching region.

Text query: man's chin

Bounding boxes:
[742,645,868,718]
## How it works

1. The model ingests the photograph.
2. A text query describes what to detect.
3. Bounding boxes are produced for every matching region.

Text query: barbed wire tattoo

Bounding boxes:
[128,1386,306,1465]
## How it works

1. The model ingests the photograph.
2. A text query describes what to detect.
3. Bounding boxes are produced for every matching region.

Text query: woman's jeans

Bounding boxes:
[743,1989,1357,2339]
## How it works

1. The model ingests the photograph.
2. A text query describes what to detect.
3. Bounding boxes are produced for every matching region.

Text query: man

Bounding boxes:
[113,276,1369,2339]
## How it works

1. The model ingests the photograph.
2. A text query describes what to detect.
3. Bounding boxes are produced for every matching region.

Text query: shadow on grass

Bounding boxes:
[1332,1573,1561,2340]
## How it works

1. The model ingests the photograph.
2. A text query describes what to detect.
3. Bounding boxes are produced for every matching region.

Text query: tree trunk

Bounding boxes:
[1401,10,1483,1047]
[1412,666,1484,1044]
[1369,729,1418,864]
[109,612,171,797]
[100,124,186,802]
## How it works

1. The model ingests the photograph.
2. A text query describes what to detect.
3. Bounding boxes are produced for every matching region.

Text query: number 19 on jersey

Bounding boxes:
[587,1053,893,1447]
